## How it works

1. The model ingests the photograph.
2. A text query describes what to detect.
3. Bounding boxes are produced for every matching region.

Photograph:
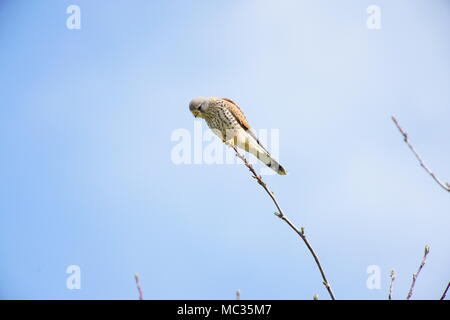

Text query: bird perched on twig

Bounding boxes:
[189,97,287,175]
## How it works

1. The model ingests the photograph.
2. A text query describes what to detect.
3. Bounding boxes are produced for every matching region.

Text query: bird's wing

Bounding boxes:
[221,98,269,154]
[221,98,250,129]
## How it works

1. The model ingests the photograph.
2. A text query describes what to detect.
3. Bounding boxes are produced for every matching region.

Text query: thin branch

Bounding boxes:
[391,116,450,193]
[230,144,336,300]
[134,273,144,300]
[388,269,396,300]
[440,282,450,300]
[406,245,430,300]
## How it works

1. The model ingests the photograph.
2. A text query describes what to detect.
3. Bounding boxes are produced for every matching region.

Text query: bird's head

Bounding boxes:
[189,97,209,118]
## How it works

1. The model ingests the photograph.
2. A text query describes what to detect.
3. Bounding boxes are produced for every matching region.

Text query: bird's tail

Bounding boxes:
[254,149,288,175]
[233,132,287,175]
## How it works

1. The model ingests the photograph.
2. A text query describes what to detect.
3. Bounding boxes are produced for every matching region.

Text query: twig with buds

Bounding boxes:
[392,116,450,193]
[406,245,430,300]
[440,282,450,300]
[388,269,396,300]
[230,144,336,300]
[134,273,144,300]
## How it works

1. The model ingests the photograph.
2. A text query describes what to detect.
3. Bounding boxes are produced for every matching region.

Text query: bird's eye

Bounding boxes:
[197,105,202,110]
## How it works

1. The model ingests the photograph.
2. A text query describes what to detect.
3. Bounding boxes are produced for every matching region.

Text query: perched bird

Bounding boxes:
[189,97,287,175]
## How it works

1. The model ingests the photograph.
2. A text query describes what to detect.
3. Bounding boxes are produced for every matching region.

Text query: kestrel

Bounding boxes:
[189,97,287,175]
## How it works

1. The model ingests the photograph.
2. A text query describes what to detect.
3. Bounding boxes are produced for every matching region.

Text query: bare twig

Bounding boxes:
[392,116,450,193]
[236,289,241,300]
[440,282,450,300]
[388,269,396,300]
[134,273,144,300]
[230,144,336,300]
[406,245,430,300]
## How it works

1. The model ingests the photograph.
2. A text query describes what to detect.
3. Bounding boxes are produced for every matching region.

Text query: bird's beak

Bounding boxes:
[191,110,200,118]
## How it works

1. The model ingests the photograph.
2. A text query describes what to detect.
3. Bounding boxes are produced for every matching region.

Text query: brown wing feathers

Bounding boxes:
[221,98,269,154]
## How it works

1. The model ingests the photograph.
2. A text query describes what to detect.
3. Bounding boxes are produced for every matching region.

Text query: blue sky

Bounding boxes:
[0,0,449,299]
